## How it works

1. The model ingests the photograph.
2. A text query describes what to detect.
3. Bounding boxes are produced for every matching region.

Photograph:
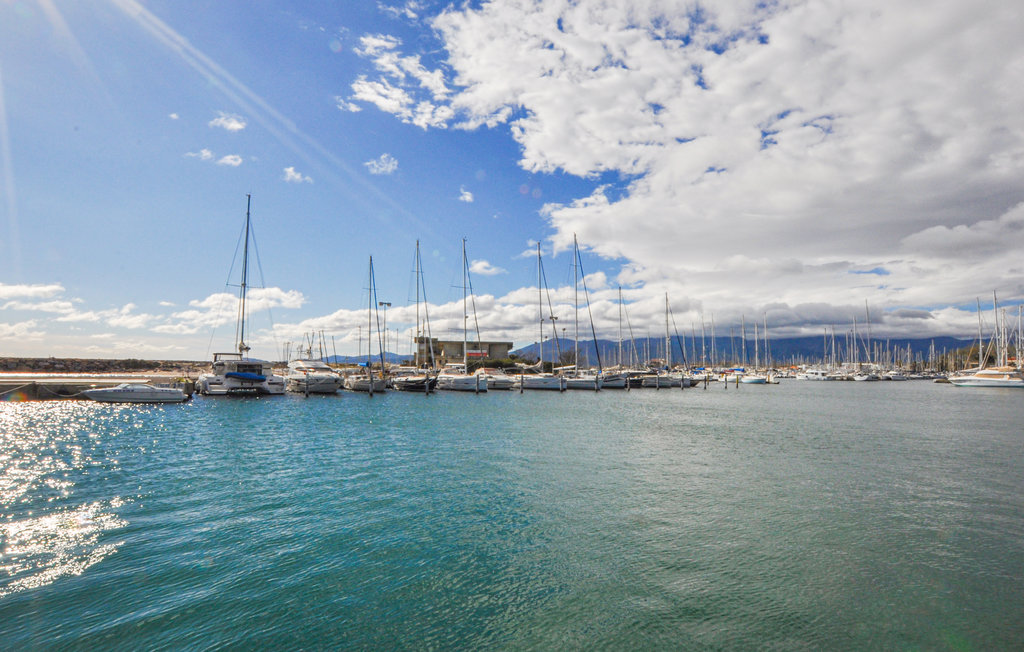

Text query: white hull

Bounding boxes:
[600,374,628,389]
[343,376,388,393]
[565,376,602,390]
[740,375,767,384]
[197,372,285,395]
[83,383,187,403]
[286,375,342,393]
[640,374,681,388]
[514,375,566,391]
[435,374,487,392]
[285,360,343,394]
[948,368,1024,388]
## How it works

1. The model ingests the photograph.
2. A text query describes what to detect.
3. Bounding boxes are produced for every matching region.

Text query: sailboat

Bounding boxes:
[563,235,603,390]
[344,257,389,394]
[196,195,286,396]
[515,243,566,391]
[436,239,487,392]
[393,241,438,392]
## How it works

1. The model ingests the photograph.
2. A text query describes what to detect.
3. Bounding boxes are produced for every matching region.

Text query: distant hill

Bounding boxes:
[512,335,975,366]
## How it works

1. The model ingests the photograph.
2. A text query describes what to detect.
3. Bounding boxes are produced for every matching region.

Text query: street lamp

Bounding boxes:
[378,301,391,366]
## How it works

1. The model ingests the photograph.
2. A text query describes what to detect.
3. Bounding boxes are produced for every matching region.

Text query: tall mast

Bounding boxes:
[538,242,543,367]
[237,194,252,357]
[976,297,984,368]
[618,286,624,368]
[665,293,671,369]
[414,241,421,368]
[462,238,468,370]
[573,234,579,371]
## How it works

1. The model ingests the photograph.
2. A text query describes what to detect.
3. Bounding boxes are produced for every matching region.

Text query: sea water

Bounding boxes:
[1,381,1022,649]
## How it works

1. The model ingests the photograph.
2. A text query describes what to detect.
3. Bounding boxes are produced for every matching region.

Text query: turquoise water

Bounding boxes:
[2,382,1023,649]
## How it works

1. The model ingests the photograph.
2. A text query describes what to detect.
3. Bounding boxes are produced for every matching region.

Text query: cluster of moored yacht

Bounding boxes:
[188,196,1023,398]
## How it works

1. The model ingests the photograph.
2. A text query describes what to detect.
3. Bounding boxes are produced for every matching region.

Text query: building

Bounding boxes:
[415,337,513,365]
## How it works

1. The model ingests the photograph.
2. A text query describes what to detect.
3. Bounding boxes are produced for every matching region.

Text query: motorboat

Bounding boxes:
[474,367,515,390]
[564,372,603,390]
[436,364,487,392]
[343,371,388,393]
[83,383,188,404]
[948,366,1024,388]
[286,359,342,394]
[512,373,566,391]
[391,373,437,392]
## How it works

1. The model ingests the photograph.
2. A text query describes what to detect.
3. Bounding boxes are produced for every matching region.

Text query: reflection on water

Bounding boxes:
[1,402,129,598]
[0,499,126,598]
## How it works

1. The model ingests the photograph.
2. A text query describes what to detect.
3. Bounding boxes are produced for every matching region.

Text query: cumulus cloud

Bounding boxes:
[469,259,506,276]
[283,166,313,183]
[217,154,243,167]
[345,0,1024,335]
[458,186,473,202]
[364,153,398,175]
[0,283,65,300]
[185,148,213,160]
[208,111,247,132]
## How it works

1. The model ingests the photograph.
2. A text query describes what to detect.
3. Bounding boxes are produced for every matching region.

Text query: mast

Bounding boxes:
[665,293,671,369]
[573,234,580,372]
[237,194,252,357]
[538,242,543,367]
[414,241,421,368]
[618,286,624,368]
[976,297,984,368]
[462,238,468,370]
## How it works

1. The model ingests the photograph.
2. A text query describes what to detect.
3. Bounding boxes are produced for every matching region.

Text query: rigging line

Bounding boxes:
[246,217,282,360]
[539,255,562,362]
[623,297,640,367]
[575,245,602,372]
[464,249,483,351]
[370,258,387,371]
[668,303,688,366]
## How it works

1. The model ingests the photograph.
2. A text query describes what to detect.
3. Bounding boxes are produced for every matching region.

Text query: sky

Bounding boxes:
[1,0,1023,361]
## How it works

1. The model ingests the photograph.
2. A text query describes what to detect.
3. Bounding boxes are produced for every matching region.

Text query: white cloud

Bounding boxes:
[283,166,313,183]
[169,113,179,120]
[185,148,213,160]
[458,186,473,202]
[0,320,41,339]
[345,0,1024,332]
[217,154,243,167]
[0,283,64,300]
[208,111,247,132]
[469,259,506,276]
[365,153,398,175]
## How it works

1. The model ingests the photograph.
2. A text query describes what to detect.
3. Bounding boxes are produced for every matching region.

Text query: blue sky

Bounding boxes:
[1,0,1023,360]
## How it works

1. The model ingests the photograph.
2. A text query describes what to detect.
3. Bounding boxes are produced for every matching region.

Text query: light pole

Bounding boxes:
[378,301,391,367]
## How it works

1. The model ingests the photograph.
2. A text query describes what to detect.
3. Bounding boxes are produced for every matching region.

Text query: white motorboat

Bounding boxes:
[196,196,285,396]
[474,367,515,390]
[83,383,188,404]
[948,367,1024,388]
[286,360,343,394]
[739,373,768,384]
[513,373,566,391]
[343,373,388,393]
[564,372,603,390]
[599,372,628,389]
